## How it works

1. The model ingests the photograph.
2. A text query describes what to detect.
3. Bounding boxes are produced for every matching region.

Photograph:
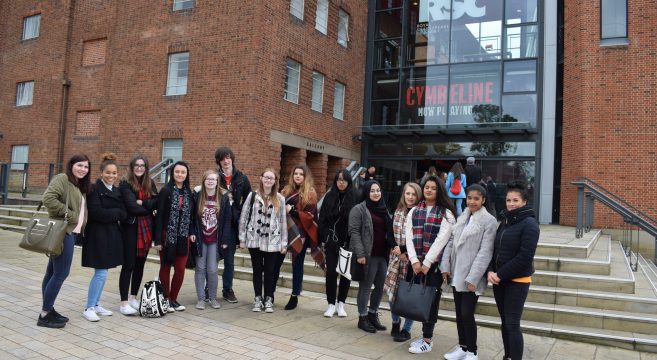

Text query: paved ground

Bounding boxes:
[1,229,656,360]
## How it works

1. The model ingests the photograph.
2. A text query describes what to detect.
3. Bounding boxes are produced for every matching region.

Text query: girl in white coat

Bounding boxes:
[440,184,497,360]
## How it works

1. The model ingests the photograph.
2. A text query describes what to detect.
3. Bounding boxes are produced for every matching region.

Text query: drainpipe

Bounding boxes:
[57,79,71,173]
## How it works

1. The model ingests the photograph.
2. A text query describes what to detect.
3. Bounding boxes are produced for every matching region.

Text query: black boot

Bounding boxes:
[390,322,400,338]
[394,329,411,342]
[358,315,376,333]
[367,312,387,331]
[284,295,298,310]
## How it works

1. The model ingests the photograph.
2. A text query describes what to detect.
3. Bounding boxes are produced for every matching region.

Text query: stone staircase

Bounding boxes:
[0,205,42,233]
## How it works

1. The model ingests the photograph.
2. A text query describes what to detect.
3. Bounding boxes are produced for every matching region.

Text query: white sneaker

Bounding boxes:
[444,346,468,360]
[324,304,336,318]
[94,305,113,316]
[83,308,100,322]
[409,339,432,354]
[195,300,206,310]
[264,297,274,313]
[252,296,263,312]
[336,302,347,317]
[119,304,138,316]
[209,299,221,309]
[463,351,478,360]
[128,298,140,310]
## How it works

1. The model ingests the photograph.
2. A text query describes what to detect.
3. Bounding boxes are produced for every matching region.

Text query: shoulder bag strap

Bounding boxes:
[245,191,256,228]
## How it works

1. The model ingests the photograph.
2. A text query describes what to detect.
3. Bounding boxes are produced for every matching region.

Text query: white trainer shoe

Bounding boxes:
[252,296,263,312]
[94,305,113,316]
[209,299,221,309]
[128,298,140,310]
[463,351,478,360]
[264,297,274,313]
[444,345,468,360]
[409,339,432,354]
[324,304,336,318]
[336,302,348,317]
[195,300,206,310]
[119,304,138,316]
[83,308,100,322]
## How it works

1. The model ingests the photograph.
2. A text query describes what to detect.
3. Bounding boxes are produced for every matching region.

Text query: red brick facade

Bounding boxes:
[0,0,366,195]
[560,1,657,226]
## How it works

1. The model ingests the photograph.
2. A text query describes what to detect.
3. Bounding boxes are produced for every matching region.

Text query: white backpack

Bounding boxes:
[139,279,170,317]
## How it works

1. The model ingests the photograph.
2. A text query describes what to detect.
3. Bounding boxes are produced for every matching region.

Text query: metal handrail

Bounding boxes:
[572,177,657,268]
[150,158,174,182]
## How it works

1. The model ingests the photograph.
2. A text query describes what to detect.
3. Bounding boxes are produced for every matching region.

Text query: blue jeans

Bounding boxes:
[454,198,464,216]
[42,233,75,312]
[86,269,108,309]
[493,281,530,360]
[273,240,309,296]
[390,302,414,332]
[222,240,236,291]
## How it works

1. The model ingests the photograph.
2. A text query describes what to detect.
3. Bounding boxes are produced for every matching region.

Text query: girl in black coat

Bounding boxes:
[81,153,127,322]
[487,181,539,360]
[118,155,158,315]
[319,169,359,318]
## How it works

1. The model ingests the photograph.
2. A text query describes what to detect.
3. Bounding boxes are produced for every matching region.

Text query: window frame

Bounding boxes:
[284,59,301,104]
[337,9,350,47]
[315,0,329,34]
[16,81,34,107]
[290,0,304,20]
[311,71,325,112]
[161,139,184,182]
[173,0,194,11]
[600,0,628,45]
[11,145,29,171]
[166,52,189,96]
[22,14,41,41]
[333,82,346,120]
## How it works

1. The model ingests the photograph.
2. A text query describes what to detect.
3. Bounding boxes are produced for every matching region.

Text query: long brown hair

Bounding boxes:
[65,154,92,194]
[421,175,456,216]
[124,155,155,195]
[258,168,281,215]
[450,162,464,179]
[197,170,226,217]
[396,182,422,212]
[281,164,317,210]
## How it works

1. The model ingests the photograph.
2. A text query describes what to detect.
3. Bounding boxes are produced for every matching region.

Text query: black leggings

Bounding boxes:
[119,252,147,301]
[248,248,278,299]
[453,289,479,352]
[493,281,530,360]
[406,263,443,339]
[324,244,351,304]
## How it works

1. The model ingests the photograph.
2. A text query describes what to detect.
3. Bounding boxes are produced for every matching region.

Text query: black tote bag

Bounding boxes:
[389,275,437,323]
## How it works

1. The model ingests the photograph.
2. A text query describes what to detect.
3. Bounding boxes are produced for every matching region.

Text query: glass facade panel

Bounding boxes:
[371,100,400,126]
[505,0,538,24]
[401,66,449,126]
[370,141,536,157]
[376,0,403,10]
[376,10,403,39]
[449,2,503,63]
[372,70,400,100]
[504,25,539,59]
[406,1,451,65]
[503,60,536,92]
[449,62,501,125]
[373,40,400,69]
[503,94,537,126]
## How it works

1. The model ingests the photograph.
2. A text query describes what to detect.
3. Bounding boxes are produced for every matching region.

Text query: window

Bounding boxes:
[284,59,301,103]
[161,139,183,182]
[166,52,189,96]
[16,81,34,106]
[311,72,324,112]
[290,0,304,20]
[315,0,329,34]
[333,82,345,120]
[173,0,193,11]
[337,10,349,47]
[601,0,627,40]
[22,14,40,40]
[11,145,29,171]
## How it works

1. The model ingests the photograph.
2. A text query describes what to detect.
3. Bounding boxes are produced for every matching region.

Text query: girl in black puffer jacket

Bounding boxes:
[487,181,539,360]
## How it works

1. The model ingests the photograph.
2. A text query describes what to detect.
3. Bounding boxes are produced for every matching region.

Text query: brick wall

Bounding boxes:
[560,1,657,227]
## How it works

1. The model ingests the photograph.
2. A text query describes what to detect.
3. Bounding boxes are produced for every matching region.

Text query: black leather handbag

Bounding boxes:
[390,274,437,323]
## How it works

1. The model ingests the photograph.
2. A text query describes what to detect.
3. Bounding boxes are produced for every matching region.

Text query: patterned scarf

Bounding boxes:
[166,185,191,249]
[411,201,444,258]
[136,188,153,258]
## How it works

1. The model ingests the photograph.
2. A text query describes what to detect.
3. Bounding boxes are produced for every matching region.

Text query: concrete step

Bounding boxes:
[535,227,601,258]
[0,223,26,233]
[0,214,33,226]
[533,235,611,275]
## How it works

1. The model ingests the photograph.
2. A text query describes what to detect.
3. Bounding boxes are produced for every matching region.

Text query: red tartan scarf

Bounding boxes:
[411,201,444,258]
[136,188,153,258]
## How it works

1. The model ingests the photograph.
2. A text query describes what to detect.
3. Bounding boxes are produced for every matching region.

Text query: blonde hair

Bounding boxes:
[396,182,422,212]
[197,170,226,217]
[258,168,281,215]
[281,164,317,210]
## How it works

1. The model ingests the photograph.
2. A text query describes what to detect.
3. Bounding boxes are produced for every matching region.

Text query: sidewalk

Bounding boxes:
[0,230,655,360]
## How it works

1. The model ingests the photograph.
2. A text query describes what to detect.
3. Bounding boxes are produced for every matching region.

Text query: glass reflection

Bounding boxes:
[503,60,537,92]
[449,1,502,63]
[373,40,400,69]
[372,70,400,100]
[371,100,400,126]
[376,10,403,39]
[504,25,539,59]
[449,62,501,124]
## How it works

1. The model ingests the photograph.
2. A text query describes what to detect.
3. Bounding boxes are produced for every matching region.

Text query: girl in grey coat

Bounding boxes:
[440,184,497,360]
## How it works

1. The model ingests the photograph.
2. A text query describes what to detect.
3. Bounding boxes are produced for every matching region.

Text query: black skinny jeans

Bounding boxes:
[493,281,530,360]
[119,232,148,301]
[248,248,278,299]
[453,289,479,352]
[406,262,443,339]
[324,243,351,304]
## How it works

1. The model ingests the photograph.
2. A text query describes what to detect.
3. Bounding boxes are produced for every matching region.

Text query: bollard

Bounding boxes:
[22,163,29,198]
[0,164,8,205]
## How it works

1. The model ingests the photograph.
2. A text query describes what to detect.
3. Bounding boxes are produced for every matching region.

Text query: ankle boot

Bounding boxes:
[367,312,387,331]
[358,315,376,333]
[390,322,401,338]
[284,295,298,310]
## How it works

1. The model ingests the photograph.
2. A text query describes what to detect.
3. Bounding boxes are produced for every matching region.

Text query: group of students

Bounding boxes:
[35,148,539,360]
